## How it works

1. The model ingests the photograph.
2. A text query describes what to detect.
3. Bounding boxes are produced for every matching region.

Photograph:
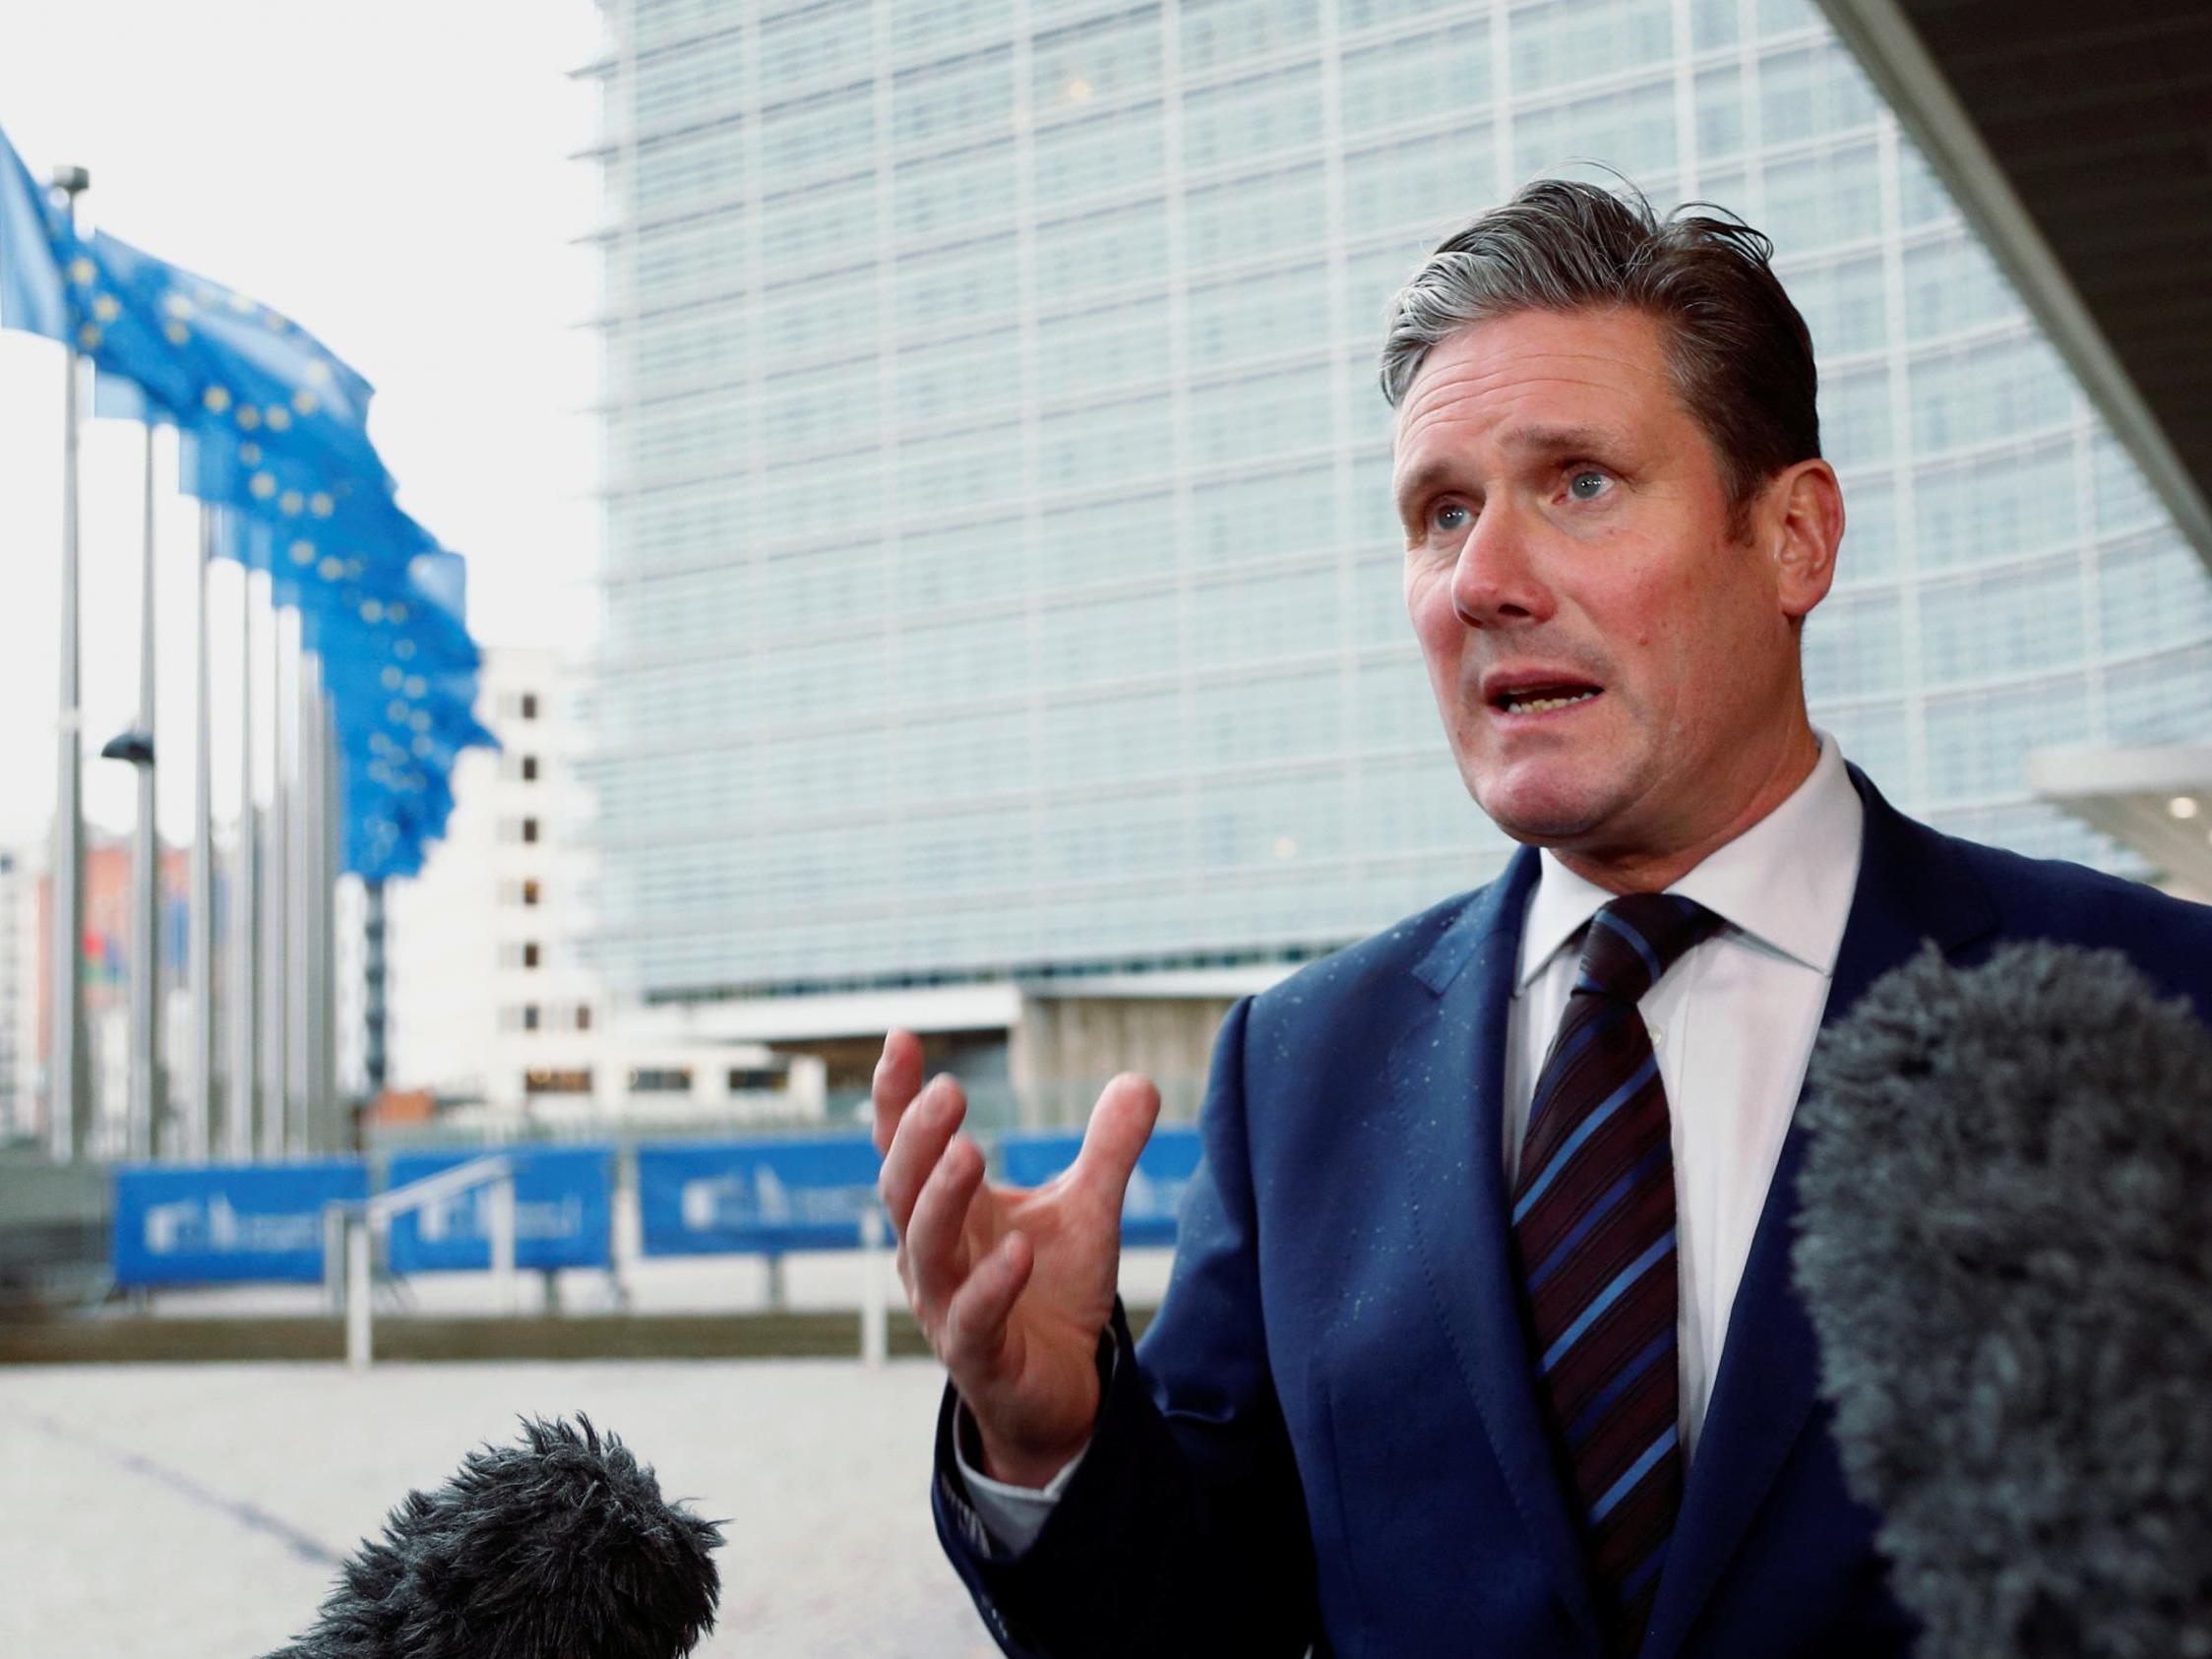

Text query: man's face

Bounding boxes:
[1394,306,1813,869]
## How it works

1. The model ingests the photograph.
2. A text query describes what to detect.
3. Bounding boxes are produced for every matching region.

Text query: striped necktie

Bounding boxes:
[1511,891,1720,1652]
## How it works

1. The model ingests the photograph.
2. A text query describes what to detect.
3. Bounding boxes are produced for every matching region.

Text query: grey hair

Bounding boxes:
[1379,178,1820,528]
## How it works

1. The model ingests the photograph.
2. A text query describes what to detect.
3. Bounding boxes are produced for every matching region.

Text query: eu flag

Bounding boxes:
[0,125,198,416]
[0,120,69,340]
[92,229,377,473]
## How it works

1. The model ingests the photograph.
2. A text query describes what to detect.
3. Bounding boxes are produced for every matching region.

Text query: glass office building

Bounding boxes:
[579,0,2212,1006]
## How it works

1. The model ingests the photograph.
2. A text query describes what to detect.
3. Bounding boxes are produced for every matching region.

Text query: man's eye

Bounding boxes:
[1431,502,1470,532]
[1567,469,1612,502]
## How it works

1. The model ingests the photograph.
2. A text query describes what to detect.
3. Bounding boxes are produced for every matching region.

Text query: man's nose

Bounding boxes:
[1449,502,1551,630]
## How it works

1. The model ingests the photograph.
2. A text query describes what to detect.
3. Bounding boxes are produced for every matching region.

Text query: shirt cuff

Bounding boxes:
[952,1403,1091,1555]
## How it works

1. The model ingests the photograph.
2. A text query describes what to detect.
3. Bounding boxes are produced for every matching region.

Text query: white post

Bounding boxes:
[609,1148,639,1310]
[48,166,90,1162]
[261,603,291,1156]
[488,1173,517,1314]
[229,559,257,1162]
[128,422,160,1163]
[860,1207,888,1368]
[287,649,315,1151]
[322,1201,344,1313]
[345,1212,372,1371]
[318,687,340,1148]
[186,507,215,1161]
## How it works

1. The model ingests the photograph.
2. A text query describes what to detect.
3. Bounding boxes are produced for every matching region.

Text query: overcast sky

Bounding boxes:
[0,0,603,848]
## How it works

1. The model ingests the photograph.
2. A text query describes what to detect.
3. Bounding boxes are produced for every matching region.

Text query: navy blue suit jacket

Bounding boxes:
[934,765,2212,1656]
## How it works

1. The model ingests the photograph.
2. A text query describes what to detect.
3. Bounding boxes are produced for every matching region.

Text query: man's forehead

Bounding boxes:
[1392,309,1672,423]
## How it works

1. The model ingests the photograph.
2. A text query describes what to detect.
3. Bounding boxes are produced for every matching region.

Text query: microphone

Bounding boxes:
[265,1413,724,1659]
[1792,940,2212,1657]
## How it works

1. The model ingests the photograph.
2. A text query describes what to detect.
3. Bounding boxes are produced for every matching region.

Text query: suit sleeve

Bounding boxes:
[930,994,1320,1657]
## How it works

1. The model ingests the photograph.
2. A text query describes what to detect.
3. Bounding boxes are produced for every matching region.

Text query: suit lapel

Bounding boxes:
[1640,766,1995,1655]
[1382,847,1607,1645]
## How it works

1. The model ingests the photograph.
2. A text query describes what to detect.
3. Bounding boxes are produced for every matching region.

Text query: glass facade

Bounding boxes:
[581,0,2212,1003]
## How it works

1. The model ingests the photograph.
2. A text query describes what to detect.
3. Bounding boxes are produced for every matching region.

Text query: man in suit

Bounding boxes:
[871,180,2212,1656]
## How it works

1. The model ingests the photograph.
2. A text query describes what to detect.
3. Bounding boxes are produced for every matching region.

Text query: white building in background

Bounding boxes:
[383,645,822,1127]
[574,0,2212,1127]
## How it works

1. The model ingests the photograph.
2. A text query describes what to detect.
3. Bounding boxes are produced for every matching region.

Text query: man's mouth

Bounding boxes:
[1491,683,1603,716]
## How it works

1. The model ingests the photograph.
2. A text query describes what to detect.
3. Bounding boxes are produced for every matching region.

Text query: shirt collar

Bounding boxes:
[1513,727,1866,991]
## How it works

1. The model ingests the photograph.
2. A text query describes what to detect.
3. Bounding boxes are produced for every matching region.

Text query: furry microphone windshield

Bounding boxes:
[1794,940,2212,1659]
[265,1414,724,1659]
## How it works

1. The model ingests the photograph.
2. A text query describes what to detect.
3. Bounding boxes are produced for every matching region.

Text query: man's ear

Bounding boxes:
[1767,459,1844,623]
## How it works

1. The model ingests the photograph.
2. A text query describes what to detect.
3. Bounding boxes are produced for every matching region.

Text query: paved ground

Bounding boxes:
[0,1358,1003,1658]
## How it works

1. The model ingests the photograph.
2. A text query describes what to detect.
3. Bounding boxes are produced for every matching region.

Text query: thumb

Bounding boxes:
[1073,1073,1161,1204]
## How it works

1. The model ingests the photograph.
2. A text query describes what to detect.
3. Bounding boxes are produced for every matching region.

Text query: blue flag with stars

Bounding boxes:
[92,229,377,470]
[2,120,492,886]
[0,125,200,416]
[0,120,69,339]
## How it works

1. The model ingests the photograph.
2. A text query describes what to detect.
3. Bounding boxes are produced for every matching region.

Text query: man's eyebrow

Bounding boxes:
[1392,424,1629,509]
[1497,421,1628,458]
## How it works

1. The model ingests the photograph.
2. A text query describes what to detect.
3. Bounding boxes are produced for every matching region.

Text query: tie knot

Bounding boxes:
[1573,891,1720,1004]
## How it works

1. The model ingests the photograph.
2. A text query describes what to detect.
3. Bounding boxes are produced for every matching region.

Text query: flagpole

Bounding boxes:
[262,600,291,1156]
[126,422,160,1162]
[286,644,314,1150]
[186,505,215,1162]
[229,563,257,1162]
[363,876,387,1109]
[47,162,91,1164]
[322,692,340,1148]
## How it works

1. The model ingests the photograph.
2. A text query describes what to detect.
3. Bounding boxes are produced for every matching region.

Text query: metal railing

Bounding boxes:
[323,1156,893,1368]
[326,1153,516,1371]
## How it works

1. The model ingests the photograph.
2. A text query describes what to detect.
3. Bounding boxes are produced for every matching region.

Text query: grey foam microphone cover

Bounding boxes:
[1793,941,2212,1659]
[265,1414,723,1659]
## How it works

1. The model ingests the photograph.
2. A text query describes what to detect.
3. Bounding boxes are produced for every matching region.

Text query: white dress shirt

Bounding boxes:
[964,729,1865,1546]
[1505,728,1863,1463]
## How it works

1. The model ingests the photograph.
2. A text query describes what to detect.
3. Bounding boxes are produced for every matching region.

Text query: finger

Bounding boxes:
[1073,1073,1162,1203]
[872,1028,927,1156]
[906,1132,987,1316]
[940,1229,1034,1379]
[879,1075,965,1237]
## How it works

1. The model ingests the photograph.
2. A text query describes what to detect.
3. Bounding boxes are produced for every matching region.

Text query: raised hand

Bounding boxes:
[874,1027,1160,1488]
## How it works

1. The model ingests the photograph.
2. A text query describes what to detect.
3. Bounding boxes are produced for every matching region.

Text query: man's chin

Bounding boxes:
[1469,777,1618,848]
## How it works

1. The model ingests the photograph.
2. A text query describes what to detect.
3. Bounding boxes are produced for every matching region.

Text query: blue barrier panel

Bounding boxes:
[997,1127,1203,1246]
[639,1137,881,1257]
[112,1160,368,1287]
[384,1146,613,1273]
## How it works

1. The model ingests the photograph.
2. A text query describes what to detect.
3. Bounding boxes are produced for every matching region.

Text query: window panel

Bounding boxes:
[1511,0,1674,95]
[1801,589,1901,703]
[1756,44,1878,147]
[1908,333,2076,455]
[1339,20,1489,137]
[1183,166,1327,274]
[2098,534,2212,659]
[1341,126,1495,241]
[1031,105,1166,205]
[1180,0,1321,76]
[1183,64,1323,174]
[1912,439,2079,571]
[1922,677,2089,805]
[1189,465,1337,566]
[1760,142,1880,255]
[1919,559,2085,687]
[1513,77,1676,179]
[1034,199,1171,299]
[1902,232,2018,343]
[1032,7,1163,108]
